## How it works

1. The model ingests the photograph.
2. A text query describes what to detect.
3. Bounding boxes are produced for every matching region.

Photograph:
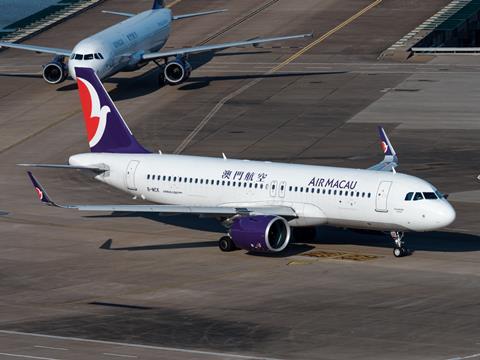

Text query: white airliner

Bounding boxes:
[0,0,310,86]
[23,67,456,258]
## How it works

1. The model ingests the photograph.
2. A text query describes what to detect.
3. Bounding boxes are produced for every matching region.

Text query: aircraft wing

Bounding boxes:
[0,41,72,56]
[142,33,312,61]
[368,126,399,172]
[26,171,297,218]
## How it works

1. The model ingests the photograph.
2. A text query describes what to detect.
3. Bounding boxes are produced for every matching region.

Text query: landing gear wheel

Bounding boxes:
[393,246,408,257]
[219,236,236,252]
[390,231,410,257]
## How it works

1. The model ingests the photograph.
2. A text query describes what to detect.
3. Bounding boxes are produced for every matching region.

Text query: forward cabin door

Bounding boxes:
[375,181,392,212]
[126,160,140,190]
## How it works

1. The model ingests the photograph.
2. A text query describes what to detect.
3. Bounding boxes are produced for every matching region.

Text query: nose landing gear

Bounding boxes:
[391,231,409,257]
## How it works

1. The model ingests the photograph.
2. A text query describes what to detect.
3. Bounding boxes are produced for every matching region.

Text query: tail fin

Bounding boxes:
[74,67,149,154]
[152,0,165,9]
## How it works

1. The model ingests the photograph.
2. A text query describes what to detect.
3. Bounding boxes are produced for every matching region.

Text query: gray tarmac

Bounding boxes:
[0,0,479,359]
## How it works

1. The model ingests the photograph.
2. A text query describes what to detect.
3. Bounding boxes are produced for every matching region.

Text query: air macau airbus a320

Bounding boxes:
[0,0,310,86]
[22,67,456,258]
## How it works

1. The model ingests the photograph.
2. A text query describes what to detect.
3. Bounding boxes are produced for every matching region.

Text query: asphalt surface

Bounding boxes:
[0,0,479,359]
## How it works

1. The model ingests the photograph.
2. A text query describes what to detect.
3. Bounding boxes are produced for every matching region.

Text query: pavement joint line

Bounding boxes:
[103,353,137,358]
[33,345,68,351]
[0,330,285,360]
[173,0,383,154]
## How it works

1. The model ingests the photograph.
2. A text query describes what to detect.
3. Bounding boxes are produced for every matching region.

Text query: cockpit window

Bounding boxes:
[94,53,104,60]
[84,54,94,60]
[423,192,438,200]
[405,192,413,201]
[98,53,104,59]
[74,54,83,60]
[435,190,444,199]
[413,192,424,201]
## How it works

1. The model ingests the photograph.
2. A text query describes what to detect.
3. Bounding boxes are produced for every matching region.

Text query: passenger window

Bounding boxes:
[216,180,220,185]
[362,192,365,198]
[168,176,171,181]
[339,191,343,195]
[84,54,93,60]
[368,193,371,198]
[173,177,177,182]
[317,189,320,194]
[323,189,326,194]
[147,174,150,180]
[356,192,360,197]
[222,180,225,186]
[260,184,264,189]
[413,192,424,201]
[405,192,413,201]
[300,187,303,193]
[423,192,437,200]
[295,187,298,192]
[328,190,331,195]
[157,175,161,180]
[249,183,253,188]
[334,190,337,195]
[195,179,198,184]
[255,183,258,189]
[227,181,230,186]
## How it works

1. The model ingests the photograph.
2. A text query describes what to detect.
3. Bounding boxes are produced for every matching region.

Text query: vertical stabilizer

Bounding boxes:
[75,67,149,154]
[153,0,165,9]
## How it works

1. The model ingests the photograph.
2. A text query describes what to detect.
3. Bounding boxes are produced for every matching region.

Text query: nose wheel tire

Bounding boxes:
[219,236,236,252]
[393,246,408,257]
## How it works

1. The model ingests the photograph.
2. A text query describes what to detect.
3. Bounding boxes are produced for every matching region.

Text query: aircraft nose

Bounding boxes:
[437,202,456,228]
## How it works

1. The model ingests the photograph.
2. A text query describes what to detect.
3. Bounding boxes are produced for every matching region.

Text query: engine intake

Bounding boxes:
[230,215,291,253]
[42,60,68,84]
[163,59,191,85]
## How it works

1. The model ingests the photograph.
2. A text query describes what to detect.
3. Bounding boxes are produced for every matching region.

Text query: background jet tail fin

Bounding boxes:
[152,0,165,9]
[74,67,149,154]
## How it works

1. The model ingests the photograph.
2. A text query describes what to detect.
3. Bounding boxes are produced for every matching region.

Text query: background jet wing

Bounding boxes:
[0,42,72,56]
[101,10,135,17]
[368,126,399,172]
[142,33,312,60]
[173,9,227,20]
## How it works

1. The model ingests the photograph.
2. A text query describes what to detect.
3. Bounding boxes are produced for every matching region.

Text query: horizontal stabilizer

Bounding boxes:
[101,10,135,17]
[173,9,227,20]
[18,163,107,173]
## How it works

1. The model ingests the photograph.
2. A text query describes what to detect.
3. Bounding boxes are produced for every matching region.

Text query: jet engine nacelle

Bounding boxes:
[230,215,291,253]
[42,57,68,84]
[163,59,192,85]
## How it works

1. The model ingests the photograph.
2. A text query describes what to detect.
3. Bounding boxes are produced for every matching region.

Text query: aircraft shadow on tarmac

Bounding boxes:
[89,212,480,255]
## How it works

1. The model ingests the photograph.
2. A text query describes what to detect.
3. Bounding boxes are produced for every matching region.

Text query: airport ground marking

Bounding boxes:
[173,0,383,154]
[0,353,60,360]
[0,330,285,360]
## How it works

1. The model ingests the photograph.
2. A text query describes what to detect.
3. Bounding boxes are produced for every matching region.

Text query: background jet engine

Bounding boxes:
[42,56,68,84]
[163,58,192,85]
[230,215,291,253]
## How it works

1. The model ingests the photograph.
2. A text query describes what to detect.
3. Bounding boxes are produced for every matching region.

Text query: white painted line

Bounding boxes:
[0,353,60,360]
[34,345,68,351]
[103,353,137,358]
[446,354,480,360]
[0,330,283,360]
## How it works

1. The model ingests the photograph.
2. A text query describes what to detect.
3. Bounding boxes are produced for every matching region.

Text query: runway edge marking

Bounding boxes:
[0,330,285,360]
[173,0,383,154]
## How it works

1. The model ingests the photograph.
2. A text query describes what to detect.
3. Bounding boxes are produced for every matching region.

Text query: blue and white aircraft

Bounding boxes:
[22,67,456,258]
[0,0,310,86]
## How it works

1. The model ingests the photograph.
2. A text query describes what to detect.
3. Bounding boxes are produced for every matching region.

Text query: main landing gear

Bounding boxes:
[391,231,409,257]
[218,235,237,252]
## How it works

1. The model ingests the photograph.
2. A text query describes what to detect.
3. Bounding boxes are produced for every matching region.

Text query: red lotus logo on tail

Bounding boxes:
[381,141,389,154]
[35,187,43,200]
[77,77,111,148]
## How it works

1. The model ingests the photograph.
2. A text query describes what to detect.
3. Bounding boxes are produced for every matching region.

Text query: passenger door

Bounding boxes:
[126,160,140,190]
[375,181,392,212]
